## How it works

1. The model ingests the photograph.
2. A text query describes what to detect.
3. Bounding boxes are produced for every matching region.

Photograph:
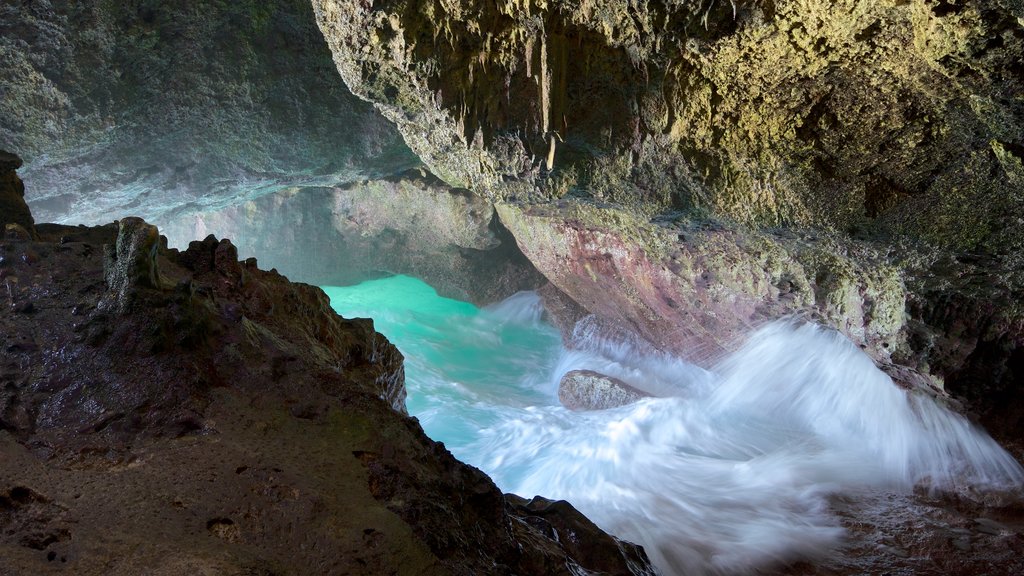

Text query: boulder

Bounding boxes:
[559,370,649,411]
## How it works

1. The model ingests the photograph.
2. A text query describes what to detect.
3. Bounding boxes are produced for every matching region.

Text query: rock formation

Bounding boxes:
[312,0,1024,443]
[559,370,649,411]
[156,170,545,305]
[1,0,414,224]
[0,150,35,239]
[311,0,1024,252]
[0,204,654,574]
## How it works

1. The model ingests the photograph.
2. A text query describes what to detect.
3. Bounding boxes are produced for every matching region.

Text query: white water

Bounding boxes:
[325,276,1024,575]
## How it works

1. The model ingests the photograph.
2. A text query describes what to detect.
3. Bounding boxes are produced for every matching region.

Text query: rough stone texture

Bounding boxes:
[498,199,907,365]
[0,0,415,225]
[312,0,1024,441]
[901,251,1024,445]
[100,217,165,313]
[0,216,655,575]
[558,370,649,411]
[312,0,1024,253]
[156,170,546,304]
[498,198,1024,442]
[0,151,35,239]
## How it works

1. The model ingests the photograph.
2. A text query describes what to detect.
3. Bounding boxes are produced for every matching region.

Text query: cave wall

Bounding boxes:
[156,172,546,304]
[313,0,1024,253]
[313,0,1024,440]
[0,0,416,224]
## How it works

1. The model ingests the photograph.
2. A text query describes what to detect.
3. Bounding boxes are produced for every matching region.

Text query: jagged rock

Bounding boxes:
[0,150,35,239]
[559,370,649,411]
[313,0,1024,254]
[0,205,654,574]
[101,217,164,312]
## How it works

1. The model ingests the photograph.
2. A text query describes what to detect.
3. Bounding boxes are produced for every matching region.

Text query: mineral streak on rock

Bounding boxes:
[559,369,649,411]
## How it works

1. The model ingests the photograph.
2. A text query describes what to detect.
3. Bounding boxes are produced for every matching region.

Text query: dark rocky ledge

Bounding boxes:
[0,204,654,573]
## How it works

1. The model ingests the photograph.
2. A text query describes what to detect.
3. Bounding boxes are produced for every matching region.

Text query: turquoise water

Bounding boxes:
[322,275,564,453]
[323,274,1024,575]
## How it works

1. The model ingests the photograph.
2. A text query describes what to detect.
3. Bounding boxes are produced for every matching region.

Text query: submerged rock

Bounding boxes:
[0,212,654,574]
[559,370,649,411]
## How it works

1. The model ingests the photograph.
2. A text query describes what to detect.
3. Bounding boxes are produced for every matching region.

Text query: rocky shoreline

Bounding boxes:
[0,157,654,575]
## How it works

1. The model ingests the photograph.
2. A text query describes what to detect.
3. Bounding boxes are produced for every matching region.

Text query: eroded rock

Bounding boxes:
[157,171,546,304]
[0,209,655,574]
[313,0,1024,254]
[498,199,906,366]
[2,0,413,225]
[0,150,35,239]
[559,370,649,411]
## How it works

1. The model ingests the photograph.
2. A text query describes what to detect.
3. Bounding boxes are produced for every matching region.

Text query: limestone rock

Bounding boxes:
[313,0,1024,253]
[1,0,413,225]
[156,172,545,304]
[559,370,649,411]
[0,150,35,239]
[498,199,907,366]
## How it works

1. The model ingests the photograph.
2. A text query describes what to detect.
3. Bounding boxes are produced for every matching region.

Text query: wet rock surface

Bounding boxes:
[559,370,649,411]
[498,198,1024,445]
[0,216,654,575]
[772,491,1024,576]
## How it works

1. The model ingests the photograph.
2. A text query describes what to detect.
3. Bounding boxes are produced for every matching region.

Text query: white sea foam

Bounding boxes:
[327,280,1024,576]
[465,318,1023,574]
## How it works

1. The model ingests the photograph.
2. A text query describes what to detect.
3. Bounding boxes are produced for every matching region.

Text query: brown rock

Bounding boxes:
[0,217,655,575]
[0,150,35,239]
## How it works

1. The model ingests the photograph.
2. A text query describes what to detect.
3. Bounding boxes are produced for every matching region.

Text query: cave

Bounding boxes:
[2,1,1024,575]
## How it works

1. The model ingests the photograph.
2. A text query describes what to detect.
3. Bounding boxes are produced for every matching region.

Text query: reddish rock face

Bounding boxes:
[499,199,1024,446]
[498,200,906,367]
[0,216,655,575]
